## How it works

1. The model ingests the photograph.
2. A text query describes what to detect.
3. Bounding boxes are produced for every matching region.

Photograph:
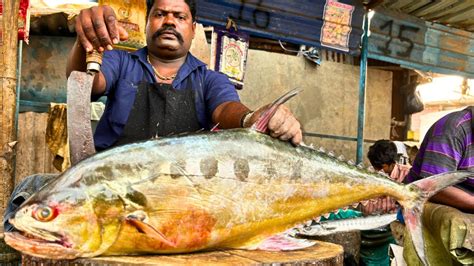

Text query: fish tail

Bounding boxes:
[251,88,302,132]
[399,170,472,266]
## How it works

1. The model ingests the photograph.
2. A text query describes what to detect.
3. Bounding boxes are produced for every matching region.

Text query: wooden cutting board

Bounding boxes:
[22,240,343,265]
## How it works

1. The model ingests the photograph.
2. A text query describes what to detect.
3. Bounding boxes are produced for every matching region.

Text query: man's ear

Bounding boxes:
[192,21,196,39]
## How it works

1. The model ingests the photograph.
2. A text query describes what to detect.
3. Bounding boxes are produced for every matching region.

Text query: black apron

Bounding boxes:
[113,79,201,147]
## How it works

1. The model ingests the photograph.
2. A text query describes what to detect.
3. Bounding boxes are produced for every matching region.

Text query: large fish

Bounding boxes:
[4,92,471,265]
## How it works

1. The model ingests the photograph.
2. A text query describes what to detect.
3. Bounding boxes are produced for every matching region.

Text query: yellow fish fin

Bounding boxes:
[125,216,177,248]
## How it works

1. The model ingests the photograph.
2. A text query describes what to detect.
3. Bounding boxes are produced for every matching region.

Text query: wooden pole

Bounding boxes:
[0,0,22,262]
[0,0,20,231]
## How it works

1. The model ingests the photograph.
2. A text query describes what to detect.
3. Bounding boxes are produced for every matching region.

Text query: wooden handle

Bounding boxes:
[86,50,103,74]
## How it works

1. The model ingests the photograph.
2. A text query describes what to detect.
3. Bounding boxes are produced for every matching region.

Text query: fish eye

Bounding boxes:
[32,205,58,222]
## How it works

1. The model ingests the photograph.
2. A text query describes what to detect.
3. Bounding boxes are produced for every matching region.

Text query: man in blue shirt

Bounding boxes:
[3,0,303,231]
[67,0,303,150]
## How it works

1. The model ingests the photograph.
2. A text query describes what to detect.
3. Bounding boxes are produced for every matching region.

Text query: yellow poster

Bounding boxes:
[321,0,354,52]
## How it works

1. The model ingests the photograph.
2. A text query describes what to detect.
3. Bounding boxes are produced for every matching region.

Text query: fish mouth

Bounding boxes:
[4,231,79,259]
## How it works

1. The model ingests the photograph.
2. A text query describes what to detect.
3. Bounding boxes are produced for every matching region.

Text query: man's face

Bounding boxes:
[146,0,195,59]
[378,163,395,175]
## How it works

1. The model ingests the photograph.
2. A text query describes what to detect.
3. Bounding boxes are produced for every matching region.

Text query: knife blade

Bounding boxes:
[66,50,103,165]
[67,71,96,165]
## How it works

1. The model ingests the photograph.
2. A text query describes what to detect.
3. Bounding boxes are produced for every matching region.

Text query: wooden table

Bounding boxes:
[22,240,344,265]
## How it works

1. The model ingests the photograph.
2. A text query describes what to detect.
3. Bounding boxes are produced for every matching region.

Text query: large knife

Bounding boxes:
[66,51,102,165]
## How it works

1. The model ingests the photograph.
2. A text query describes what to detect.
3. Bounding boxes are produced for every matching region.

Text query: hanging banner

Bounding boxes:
[320,0,354,52]
[211,27,250,89]
[0,0,30,44]
[99,0,147,51]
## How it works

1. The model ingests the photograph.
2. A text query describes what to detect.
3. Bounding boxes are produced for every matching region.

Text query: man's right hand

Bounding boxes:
[75,6,129,52]
[361,196,398,216]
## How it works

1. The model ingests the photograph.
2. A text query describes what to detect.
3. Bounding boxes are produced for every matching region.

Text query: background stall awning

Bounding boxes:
[366,0,474,78]
[30,0,96,16]
[196,0,365,56]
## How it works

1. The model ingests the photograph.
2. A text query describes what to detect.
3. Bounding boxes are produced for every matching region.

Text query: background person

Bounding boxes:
[359,139,412,266]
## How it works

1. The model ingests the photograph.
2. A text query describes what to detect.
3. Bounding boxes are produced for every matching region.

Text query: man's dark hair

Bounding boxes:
[146,0,196,21]
[367,140,397,169]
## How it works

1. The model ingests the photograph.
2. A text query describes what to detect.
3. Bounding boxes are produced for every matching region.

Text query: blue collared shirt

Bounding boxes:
[94,47,240,150]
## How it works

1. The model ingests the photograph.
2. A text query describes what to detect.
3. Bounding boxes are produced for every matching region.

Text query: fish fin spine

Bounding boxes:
[251,88,301,132]
[126,217,177,248]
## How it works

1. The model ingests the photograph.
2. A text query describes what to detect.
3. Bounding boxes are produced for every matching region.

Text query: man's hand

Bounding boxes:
[266,105,302,145]
[212,102,302,145]
[361,196,398,216]
[245,105,302,145]
[75,6,128,52]
[361,163,410,216]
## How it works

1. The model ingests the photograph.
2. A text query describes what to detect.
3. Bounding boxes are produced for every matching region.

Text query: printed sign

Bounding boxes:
[211,27,249,89]
[320,0,354,52]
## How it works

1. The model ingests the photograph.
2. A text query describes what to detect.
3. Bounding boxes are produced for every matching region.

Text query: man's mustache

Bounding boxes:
[152,26,184,44]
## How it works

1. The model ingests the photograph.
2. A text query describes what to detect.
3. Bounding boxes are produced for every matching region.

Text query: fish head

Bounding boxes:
[5,185,124,259]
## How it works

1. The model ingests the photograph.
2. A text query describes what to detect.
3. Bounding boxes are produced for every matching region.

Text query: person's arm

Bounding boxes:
[430,187,474,213]
[409,113,473,212]
[66,6,128,95]
[212,101,250,129]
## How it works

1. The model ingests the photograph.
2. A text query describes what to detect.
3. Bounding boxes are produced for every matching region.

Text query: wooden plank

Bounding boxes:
[411,0,459,17]
[423,2,473,21]
[190,23,210,66]
[369,8,474,78]
[14,112,33,185]
[227,241,343,265]
[15,112,59,185]
[22,241,343,265]
[0,0,22,262]
[196,0,364,55]
[0,0,20,231]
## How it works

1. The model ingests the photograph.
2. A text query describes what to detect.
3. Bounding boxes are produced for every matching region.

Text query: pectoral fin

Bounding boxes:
[126,216,177,247]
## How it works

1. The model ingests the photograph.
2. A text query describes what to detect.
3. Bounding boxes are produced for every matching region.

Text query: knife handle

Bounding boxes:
[86,50,103,75]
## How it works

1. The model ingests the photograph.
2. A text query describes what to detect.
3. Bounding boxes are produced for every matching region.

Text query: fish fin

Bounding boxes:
[251,88,301,132]
[210,123,220,131]
[255,234,316,251]
[126,217,177,247]
[400,170,472,266]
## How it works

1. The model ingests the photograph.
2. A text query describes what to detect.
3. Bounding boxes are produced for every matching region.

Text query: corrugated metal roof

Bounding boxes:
[377,0,474,32]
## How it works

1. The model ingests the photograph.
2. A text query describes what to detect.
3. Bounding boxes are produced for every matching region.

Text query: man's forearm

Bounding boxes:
[66,40,87,78]
[212,101,250,129]
[430,186,474,213]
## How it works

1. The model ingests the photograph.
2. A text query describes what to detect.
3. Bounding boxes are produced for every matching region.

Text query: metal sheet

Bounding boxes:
[369,8,474,78]
[196,0,364,55]
[379,0,474,33]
